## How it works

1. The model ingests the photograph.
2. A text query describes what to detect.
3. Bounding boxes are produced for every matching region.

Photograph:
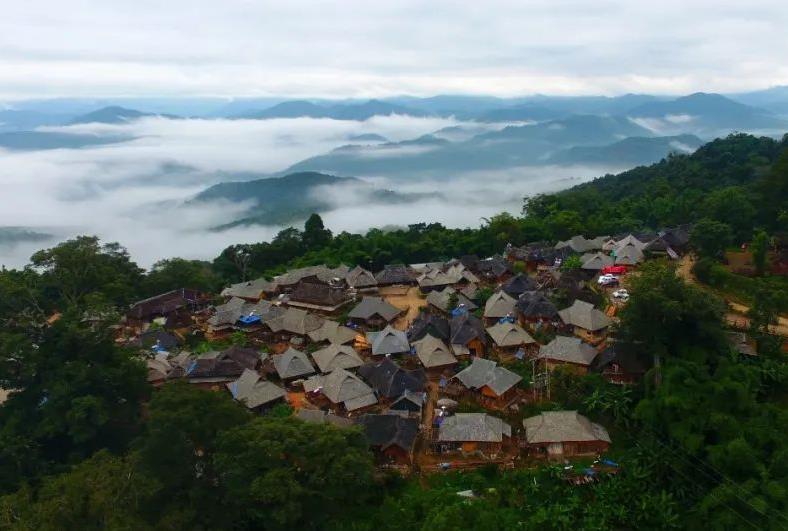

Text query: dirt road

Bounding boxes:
[677,256,788,338]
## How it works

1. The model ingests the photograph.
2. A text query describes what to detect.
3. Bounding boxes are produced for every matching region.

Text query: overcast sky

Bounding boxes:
[1,1,787,99]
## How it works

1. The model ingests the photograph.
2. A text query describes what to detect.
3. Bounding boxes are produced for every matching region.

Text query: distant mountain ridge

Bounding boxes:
[235,99,430,121]
[548,134,704,166]
[192,171,438,229]
[69,106,179,125]
[624,92,786,133]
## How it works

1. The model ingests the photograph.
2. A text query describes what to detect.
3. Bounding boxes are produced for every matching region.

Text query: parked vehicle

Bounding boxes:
[601,265,628,275]
[612,289,629,301]
[597,274,619,286]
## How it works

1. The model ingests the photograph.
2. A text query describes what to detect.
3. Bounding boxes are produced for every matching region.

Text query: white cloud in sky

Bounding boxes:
[0,0,786,99]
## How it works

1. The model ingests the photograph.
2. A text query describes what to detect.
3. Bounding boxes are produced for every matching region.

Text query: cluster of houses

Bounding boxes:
[126,229,692,470]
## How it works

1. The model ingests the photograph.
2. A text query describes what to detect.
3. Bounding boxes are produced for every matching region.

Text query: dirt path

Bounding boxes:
[677,255,788,337]
[379,286,427,331]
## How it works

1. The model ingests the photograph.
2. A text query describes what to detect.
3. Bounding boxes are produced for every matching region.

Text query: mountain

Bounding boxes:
[192,171,436,228]
[730,86,788,116]
[476,104,565,122]
[236,99,430,120]
[0,131,133,150]
[479,114,652,145]
[0,110,70,132]
[625,93,786,134]
[69,106,177,125]
[0,227,53,246]
[347,133,388,142]
[283,115,655,177]
[548,134,703,166]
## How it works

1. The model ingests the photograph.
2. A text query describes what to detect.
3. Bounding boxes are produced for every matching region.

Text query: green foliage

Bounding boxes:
[751,229,770,276]
[0,312,148,493]
[691,218,733,259]
[214,417,375,529]
[143,257,223,296]
[0,450,157,531]
[29,236,143,308]
[560,254,582,271]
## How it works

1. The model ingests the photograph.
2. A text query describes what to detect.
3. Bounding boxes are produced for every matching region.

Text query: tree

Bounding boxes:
[143,258,222,296]
[29,236,143,308]
[0,312,148,493]
[560,254,582,271]
[302,213,332,250]
[0,451,157,530]
[137,382,249,492]
[213,417,374,529]
[750,230,769,276]
[690,219,732,260]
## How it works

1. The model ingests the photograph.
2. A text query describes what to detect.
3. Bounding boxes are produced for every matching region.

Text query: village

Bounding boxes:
[120,225,766,478]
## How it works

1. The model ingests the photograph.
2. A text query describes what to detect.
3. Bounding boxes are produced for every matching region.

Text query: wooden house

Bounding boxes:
[412,334,457,374]
[357,358,426,403]
[558,300,613,344]
[303,368,377,413]
[522,411,611,458]
[449,313,487,357]
[485,321,538,360]
[449,357,522,408]
[538,336,598,374]
[226,369,287,412]
[356,414,420,466]
[435,413,511,458]
[348,296,402,328]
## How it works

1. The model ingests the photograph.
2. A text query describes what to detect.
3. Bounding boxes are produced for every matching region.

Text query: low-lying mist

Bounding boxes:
[0,115,619,269]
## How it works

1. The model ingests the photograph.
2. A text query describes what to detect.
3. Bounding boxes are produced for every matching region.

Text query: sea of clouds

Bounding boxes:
[0,115,612,269]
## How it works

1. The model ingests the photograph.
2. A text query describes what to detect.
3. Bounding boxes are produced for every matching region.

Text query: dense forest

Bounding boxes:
[1,132,787,529]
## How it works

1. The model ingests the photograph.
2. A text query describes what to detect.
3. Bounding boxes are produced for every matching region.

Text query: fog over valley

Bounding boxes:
[0,114,613,268]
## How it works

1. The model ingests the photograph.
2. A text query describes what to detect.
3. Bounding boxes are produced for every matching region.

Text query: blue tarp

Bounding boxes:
[238,314,261,325]
[498,315,515,324]
[451,307,468,317]
[515,348,525,360]
[602,459,619,467]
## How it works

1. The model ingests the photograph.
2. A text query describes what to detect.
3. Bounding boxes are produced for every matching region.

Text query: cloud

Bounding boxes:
[0,115,621,269]
[0,1,786,99]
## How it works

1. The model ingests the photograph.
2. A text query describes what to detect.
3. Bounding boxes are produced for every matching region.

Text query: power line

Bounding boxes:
[633,439,762,531]
[635,426,788,527]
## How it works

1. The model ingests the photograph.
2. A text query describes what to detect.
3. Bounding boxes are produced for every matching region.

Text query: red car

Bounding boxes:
[601,265,628,275]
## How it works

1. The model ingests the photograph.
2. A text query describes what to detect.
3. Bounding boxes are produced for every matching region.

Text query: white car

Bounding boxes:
[612,289,629,301]
[597,274,619,286]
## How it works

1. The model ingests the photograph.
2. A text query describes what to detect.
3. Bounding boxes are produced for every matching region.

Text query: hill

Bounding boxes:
[69,106,177,125]
[625,92,786,134]
[548,134,703,166]
[0,131,133,150]
[192,171,435,228]
[284,114,656,177]
[236,99,430,121]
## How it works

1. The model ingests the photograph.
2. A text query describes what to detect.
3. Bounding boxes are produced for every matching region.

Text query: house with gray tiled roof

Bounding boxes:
[366,325,410,356]
[310,343,364,374]
[345,265,378,290]
[435,413,511,458]
[348,296,402,327]
[450,357,522,407]
[522,410,611,457]
[226,369,286,411]
[304,368,377,412]
[483,290,517,323]
[558,299,613,344]
[272,347,316,381]
[412,334,457,371]
[538,335,599,373]
[307,319,357,345]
